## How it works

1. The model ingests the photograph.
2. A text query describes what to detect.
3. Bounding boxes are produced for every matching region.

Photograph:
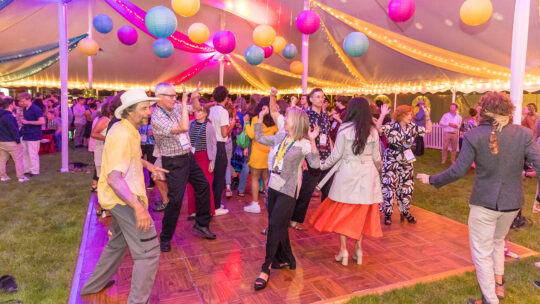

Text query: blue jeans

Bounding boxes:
[238,160,250,193]
[54,132,62,151]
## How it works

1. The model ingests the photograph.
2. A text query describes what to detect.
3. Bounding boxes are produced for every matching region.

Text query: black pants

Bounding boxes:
[291,164,333,223]
[414,136,424,156]
[262,188,296,274]
[160,153,211,243]
[212,142,227,209]
[141,144,156,187]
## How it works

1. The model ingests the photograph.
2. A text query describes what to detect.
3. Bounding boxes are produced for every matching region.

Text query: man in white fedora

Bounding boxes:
[81,89,168,304]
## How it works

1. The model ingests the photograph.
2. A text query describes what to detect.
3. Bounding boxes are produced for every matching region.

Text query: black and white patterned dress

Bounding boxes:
[380,122,426,216]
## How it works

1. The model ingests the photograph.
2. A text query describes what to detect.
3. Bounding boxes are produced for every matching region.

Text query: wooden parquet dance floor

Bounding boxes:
[70,190,536,304]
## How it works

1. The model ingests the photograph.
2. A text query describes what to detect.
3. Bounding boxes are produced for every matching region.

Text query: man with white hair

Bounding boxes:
[151,82,216,253]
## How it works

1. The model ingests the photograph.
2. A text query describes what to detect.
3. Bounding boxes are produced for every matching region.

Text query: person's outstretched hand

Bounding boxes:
[416,173,430,184]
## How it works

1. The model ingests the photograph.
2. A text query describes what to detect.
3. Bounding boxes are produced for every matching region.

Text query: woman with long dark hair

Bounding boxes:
[310,97,383,266]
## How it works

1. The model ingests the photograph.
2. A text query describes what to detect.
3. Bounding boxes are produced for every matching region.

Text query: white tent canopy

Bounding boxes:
[0,0,539,94]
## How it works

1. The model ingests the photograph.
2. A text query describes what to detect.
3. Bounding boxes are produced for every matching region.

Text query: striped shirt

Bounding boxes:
[189,121,207,152]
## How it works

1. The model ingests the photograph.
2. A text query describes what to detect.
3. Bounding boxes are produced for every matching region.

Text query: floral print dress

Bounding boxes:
[380,122,426,216]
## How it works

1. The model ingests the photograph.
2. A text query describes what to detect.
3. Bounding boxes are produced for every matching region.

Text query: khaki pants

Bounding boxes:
[442,132,459,163]
[0,141,25,179]
[81,204,160,304]
[22,140,40,175]
[74,123,85,146]
[468,205,519,304]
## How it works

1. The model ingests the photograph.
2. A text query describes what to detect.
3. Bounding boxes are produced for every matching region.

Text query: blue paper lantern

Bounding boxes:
[145,6,178,39]
[93,14,113,34]
[153,38,174,58]
[343,32,369,57]
[244,45,265,66]
[282,43,297,59]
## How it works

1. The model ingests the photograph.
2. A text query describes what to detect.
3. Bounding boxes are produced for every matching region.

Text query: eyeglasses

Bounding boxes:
[159,94,177,98]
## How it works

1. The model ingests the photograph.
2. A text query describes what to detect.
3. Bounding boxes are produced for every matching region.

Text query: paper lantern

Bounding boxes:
[282,43,297,59]
[253,25,276,47]
[262,45,273,58]
[296,10,320,34]
[244,45,265,66]
[188,23,209,44]
[460,0,493,26]
[78,38,99,56]
[145,6,178,38]
[171,0,200,17]
[343,32,369,57]
[272,36,286,53]
[290,61,304,74]
[153,38,174,58]
[213,30,236,54]
[93,14,113,34]
[117,25,138,45]
[387,0,416,23]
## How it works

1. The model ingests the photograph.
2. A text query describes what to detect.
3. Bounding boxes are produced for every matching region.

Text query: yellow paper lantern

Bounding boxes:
[253,24,276,47]
[272,36,286,53]
[171,0,200,17]
[77,38,99,56]
[188,23,210,44]
[290,61,304,74]
[460,0,493,26]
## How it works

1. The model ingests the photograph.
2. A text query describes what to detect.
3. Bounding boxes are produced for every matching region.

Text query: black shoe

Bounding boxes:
[254,276,269,291]
[152,201,167,212]
[192,223,216,240]
[384,215,392,225]
[400,212,417,224]
[0,275,18,293]
[534,280,540,290]
[160,241,171,252]
[186,214,196,221]
[25,173,36,178]
[261,227,268,235]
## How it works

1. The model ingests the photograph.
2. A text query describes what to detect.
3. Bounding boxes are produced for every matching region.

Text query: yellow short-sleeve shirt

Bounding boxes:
[97,119,148,210]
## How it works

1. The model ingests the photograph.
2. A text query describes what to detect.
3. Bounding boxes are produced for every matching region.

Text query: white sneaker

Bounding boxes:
[1,177,11,182]
[243,202,261,214]
[18,176,29,183]
[214,207,229,216]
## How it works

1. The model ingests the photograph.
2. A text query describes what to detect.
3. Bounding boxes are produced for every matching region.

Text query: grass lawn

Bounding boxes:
[349,149,540,304]
[0,148,92,303]
[0,148,538,303]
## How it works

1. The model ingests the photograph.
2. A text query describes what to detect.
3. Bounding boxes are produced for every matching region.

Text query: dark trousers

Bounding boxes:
[291,165,333,223]
[212,142,227,209]
[141,144,156,187]
[160,153,211,243]
[414,136,424,156]
[262,188,296,274]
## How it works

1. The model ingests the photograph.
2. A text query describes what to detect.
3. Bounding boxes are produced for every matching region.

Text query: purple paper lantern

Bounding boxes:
[213,30,236,54]
[387,0,416,23]
[262,45,273,58]
[117,25,138,46]
[296,10,320,35]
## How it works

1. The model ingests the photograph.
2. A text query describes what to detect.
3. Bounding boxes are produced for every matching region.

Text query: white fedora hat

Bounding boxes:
[115,89,159,119]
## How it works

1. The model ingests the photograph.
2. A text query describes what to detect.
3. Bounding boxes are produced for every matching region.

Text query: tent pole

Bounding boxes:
[87,0,93,90]
[219,11,225,86]
[58,0,69,173]
[301,0,309,95]
[510,0,530,124]
[393,93,397,111]
[452,87,456,104]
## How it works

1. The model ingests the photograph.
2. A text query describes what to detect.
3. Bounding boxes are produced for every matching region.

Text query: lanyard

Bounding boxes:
[157,105,179,123]
[189,121,205,146]
[397,123,414,148]
[274,137,296,168]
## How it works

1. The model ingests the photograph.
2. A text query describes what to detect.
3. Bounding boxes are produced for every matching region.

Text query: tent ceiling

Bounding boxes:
[1,0,539,94]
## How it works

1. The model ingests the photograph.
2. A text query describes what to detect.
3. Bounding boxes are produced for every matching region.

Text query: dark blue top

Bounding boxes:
[0,109,20,143]
[413,108,425,127]
[21,104,43,141]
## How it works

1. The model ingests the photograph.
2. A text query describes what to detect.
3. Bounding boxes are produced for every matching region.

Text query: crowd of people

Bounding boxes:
[1,86,540,304]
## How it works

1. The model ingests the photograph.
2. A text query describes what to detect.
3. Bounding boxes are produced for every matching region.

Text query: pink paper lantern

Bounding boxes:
[263,45,273,58]
[296,10,320,35]
[387,0,416,23]
[213,30,236,54]
[117,25,138,45]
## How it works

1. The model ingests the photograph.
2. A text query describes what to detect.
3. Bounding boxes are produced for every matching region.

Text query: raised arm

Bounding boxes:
[376,104,391,132]
[422,105,432,134]
[190,81,202,112]
[269,87,281,126]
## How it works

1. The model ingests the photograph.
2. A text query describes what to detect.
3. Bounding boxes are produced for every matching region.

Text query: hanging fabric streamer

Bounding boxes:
[0,38,83,82]
[0,34,88,63]
[164,54,215,85]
